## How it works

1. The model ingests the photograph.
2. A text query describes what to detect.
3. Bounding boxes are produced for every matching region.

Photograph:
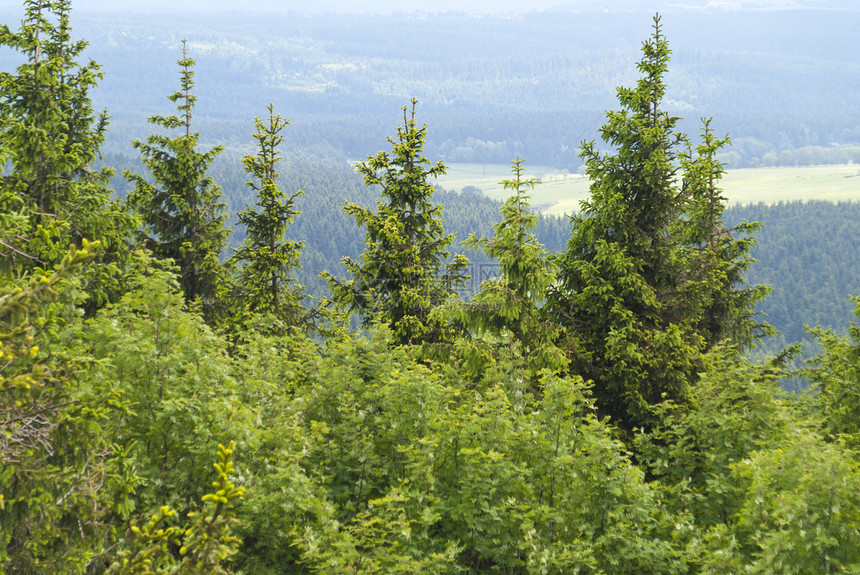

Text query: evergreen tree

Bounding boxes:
[0,0,135,304]
[438,159,565,376]
[324,99,468,346]
[0,242,137,573]
[546,16,764,430]
[125,40,227,314]
[678,119,771,350]
[227,104,305,330]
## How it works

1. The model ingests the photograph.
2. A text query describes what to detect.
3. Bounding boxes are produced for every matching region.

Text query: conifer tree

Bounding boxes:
[678,119,771,349]
[439,159,565,376]
[0,0,135,304]
[325,99,468,346]
[227,104,306,329]
[546,16,765,430]
[125,40,227,314]
[0,241,138,573]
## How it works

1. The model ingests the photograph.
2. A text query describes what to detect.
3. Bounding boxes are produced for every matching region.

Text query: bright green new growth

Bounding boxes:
[0,0,136,306]
[125,40,228,316]
[325,98,469,345]
[227,104,306,331]
[109,441,245,575]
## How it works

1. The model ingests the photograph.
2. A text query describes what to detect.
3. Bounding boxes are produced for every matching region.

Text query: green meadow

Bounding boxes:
[438,163,860,216]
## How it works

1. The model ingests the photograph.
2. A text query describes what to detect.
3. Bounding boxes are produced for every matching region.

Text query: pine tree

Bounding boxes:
[125,40,227,314]
[227,104,306,330]
[324,99,468,346]
[546,15,765,430]
[0,0,135,304]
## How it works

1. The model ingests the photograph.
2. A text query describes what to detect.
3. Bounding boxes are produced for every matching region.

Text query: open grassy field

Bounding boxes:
[437,163,860,216]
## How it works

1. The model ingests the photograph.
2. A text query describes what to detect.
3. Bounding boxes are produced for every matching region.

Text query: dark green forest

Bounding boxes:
[107,154,860,364]
[2,2,859,574]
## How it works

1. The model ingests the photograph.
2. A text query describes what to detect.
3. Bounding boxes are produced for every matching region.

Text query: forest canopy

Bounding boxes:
[1,2,858,573]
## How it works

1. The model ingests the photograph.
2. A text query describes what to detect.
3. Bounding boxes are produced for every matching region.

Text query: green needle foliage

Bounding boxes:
[547,15,766,431]
[109,441,245,575]
[0,241,137,573]
[436,158,565,378]
[125,40,228,318]
[227,104,306,332]
[0,0,136,306]
[325,99,469,346]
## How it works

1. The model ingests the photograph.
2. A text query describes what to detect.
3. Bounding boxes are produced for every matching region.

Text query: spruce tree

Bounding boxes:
[227,104,306,330]
[325,99,468,346]
[440,159,565,376]
[678,119,771,349]
[546,16,765,430]
[0,0,135,304]
[125,40,227,314]
[0,240,140,573]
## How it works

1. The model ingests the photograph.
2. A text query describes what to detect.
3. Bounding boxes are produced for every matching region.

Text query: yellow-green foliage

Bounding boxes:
[109,442,245,575]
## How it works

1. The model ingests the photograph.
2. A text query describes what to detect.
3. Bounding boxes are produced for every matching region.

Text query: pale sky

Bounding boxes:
[0,0,850,14]
[0,0,569,14]
[0,0,840,14]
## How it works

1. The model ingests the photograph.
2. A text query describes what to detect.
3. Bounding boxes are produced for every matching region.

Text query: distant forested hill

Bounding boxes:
[725,201,860,368]
[2,6,856,168]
